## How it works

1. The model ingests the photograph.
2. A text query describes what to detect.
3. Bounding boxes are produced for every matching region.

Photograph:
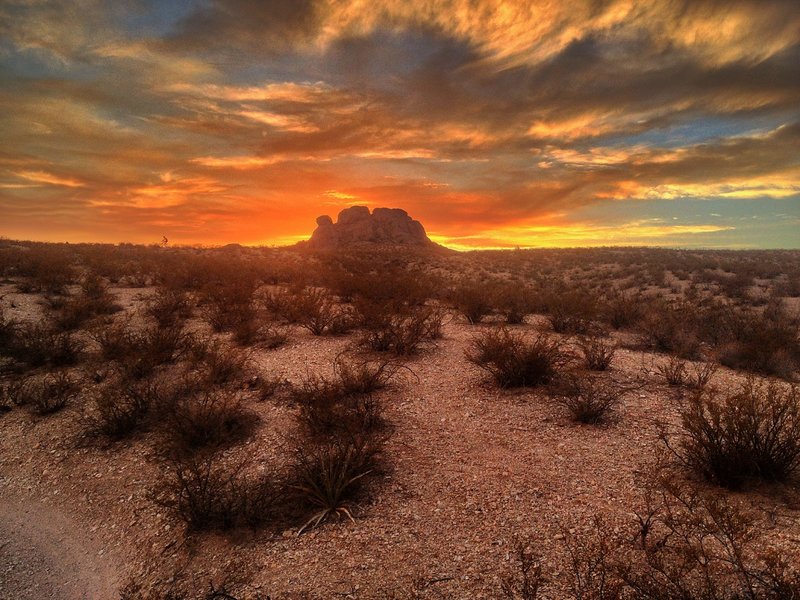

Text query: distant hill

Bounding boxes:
[304,206,443,250]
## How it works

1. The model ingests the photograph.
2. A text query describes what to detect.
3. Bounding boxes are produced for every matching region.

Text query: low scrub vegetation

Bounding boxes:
[551,374,627,424]
[666,378,800,488]
[467,327,571,388]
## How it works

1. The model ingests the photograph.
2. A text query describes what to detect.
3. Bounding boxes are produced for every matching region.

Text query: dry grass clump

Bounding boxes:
[550,374,627,424]
[467,327,571,388]
[578,335,616,371]
[666,378,800,488]
[292,434,382,534]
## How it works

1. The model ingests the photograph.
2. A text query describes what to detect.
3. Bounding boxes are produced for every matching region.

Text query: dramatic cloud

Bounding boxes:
[0,0,798,247]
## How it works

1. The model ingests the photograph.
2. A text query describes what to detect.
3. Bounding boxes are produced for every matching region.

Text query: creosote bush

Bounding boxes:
[11,371,78,415]
[88,376,161,438]
[356,300,441,355]
[466,327,571,388]
[4,323,82,369]
[451,282,493,324]
[578,335,616,371]
[668,378,800,488]
[551,374,627,424]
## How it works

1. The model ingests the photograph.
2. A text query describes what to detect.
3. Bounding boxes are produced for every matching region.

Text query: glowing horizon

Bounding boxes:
[1,1,799,249]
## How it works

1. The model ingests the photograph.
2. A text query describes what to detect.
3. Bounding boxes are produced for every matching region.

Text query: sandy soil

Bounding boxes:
[1,283,799,599]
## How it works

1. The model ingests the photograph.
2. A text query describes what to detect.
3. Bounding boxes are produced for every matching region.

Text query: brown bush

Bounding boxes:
[578,335,616,371]
[10,371,78,415]
[551,374,626,424]
[546,289,599,335]
[157,387,258,455]
[357,300,440,355]
[88,377,161,438]
[451,282,493,324]
[154,451,280,530]
[5,323,82,369]
[54,272,121,330]
[92,320,188,379]
[466,327,571,388]
[494,284,535,325]
[667,378,800,488]
[145,287,193,328]
[657,356,687,386]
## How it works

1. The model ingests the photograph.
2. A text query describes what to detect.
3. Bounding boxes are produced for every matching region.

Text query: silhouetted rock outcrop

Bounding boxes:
[307,206,436,249]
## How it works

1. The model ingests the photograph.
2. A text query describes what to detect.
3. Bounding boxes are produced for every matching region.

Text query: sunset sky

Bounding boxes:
[1,1,799,249]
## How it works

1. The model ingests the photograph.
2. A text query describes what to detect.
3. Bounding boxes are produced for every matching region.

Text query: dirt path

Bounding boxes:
[0,497,119,600]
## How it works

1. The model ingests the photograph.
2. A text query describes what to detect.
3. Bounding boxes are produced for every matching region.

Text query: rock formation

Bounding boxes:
[307,206,436,249]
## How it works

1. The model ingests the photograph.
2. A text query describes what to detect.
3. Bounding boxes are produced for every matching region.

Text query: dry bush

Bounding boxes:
[494,284,536,325]
[357,300,440,355]
[5,323,82,369]
[334,357,402,396]
[638,301,702,359]
[10,371,78,415]
[92,320,188,379]
[188,337,249,388]
[451,282,493,324]
[500,544,544,600]
[466,327,571,388]
[658,356,687,386]
[717,300,799,379]
[686,361,718,390]
[291,434,381,534]
[14,245,76,294]
[546,290,599,335]
[145,287,193,328]
[55,272,122,330]
[667,378,800,488]
[290,372,387,439]
[287,287,353,336]
[578,335,616,371]
[550,374,627,424]
[88,376,161,438]
[154,452,280,530]
[602,291,644,330]
[157,388,258,455]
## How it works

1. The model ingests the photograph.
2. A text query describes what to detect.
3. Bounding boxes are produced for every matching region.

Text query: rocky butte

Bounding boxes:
[305,206,442,250]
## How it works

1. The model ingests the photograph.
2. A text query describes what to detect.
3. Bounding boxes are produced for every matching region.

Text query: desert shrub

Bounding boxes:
[0,308,16,355]
[157,388,258,454]
[154,452,279,530]
[55,272,121,330]
[551,374,626,424]
[500,544,543,600]
[466,327,571,388]
[88,377,160,437]
[638,301,702,359]
[451,282,493,324]
[667,379,800,488]
[494,284,535,325]
[290,373,386,439]
[717,300,799,379]
[545,289,599,335]
[357,300,440,355]
[602,290,644,330]
[199,272,257,333]
[658,356,687,386]
[578,335,616,371]
[284,287,353,336]
[15,245,75,293]
[145,287,192,328]
[188,337,249,387]
[93,320,188,379]
[292,434,381,533]
[334,357,401,396]
[10,371,78,415]
[4,323,82,368]
[686,361,718,390]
